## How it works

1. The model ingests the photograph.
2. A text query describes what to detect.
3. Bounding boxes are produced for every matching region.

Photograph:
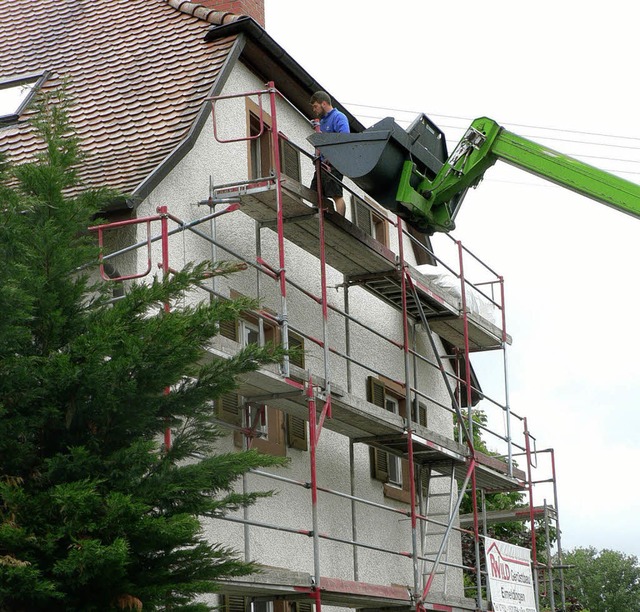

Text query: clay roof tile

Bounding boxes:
[0,0,242,198]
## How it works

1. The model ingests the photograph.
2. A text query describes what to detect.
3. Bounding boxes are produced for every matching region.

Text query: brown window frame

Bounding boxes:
[246,98,273,180]
[235,402,287,457]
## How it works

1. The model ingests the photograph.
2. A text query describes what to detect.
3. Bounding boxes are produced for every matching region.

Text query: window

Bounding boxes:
[367,376,428,503]
[384,395,402,486]
[240,319,259,346]
[217,298,277,346]
[246,99,300,182]
[216,304,307,455]
[248,402,268,439]
[367,377,406,496]
[216,297,308,453]
[0,72,48,124]
[248,104,272,180]
[219,596,312,612]
[215,392,286,457]
[351,195,389,246]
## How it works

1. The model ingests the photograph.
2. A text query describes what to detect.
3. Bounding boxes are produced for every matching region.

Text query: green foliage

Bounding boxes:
[557,547,640,612]
[0,89,288,610]
[454,407,491,454]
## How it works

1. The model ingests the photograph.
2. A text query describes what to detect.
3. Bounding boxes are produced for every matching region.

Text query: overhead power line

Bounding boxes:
[345,102,640,143]
[346,103,640,176]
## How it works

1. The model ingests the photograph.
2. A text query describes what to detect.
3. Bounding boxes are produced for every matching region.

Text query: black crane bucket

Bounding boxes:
[308,114,449,215]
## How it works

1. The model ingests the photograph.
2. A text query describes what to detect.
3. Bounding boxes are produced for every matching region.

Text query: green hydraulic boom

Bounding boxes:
[309,116,640,234]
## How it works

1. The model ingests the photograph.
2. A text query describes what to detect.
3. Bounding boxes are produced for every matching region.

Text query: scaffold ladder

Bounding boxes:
[420,463,457,594]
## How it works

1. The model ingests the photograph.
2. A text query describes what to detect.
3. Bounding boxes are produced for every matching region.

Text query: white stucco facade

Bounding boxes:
[112,61,487,611]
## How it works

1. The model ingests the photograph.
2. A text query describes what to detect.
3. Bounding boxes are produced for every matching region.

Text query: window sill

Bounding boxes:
[383,482,411,504]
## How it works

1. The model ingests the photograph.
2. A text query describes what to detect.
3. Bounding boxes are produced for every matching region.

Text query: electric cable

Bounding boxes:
[345,103,640,177]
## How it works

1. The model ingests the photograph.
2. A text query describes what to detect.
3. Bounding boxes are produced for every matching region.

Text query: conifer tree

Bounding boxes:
[0,88,288,611]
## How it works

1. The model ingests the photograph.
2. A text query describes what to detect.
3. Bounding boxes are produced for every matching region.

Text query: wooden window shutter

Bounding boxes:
[216,392,241,426]
[367,376,386,408]
[417,402,428,427]
[219,318,238,341]
[368,376,390,482]
[279,136,301,182]
[370,446,389,482]
[287,414,308,450]
[289,349,304,369]
[353,196,373,235]
[418,466,431,498]
[288,332,305,369]
[292,602,314,612]
[220,595,247,612]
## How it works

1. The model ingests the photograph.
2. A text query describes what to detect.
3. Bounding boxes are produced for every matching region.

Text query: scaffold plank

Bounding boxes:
[347,266,509,350]
[208,339,526,492]
[459,505,556,527]
[216,178,313,222]
[219,178,508,349]
[221,178,398,276]
[220,567,479,610]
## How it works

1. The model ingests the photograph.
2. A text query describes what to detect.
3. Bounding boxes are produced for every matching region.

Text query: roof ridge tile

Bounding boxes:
[166,0,239,25]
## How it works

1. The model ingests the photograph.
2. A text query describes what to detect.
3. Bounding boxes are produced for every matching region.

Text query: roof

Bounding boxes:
[0,0,363,207]
[0,0,243,202]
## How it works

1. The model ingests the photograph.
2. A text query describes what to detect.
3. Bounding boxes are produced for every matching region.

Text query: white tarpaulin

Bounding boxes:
[485,537,537,612]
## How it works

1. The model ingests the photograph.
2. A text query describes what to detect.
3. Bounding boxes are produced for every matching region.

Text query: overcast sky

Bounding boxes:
[264,1,640,559]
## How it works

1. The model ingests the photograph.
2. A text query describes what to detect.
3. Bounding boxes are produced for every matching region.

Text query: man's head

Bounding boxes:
[310,91,332,118]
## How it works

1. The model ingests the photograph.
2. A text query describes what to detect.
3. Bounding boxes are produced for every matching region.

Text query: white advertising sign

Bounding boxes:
[485,537,537,612]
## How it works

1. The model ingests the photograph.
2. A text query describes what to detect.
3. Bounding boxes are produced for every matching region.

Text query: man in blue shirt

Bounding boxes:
[310,91,350,216]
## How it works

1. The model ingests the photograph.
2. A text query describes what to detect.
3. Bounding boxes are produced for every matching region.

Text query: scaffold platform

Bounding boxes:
[214,177,509,350]
[220,565,479,611]
[209,339,526,492]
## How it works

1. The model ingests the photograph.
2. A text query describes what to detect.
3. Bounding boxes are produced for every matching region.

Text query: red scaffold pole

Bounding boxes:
[524,417,540,609]
[307,378,322,612]
[396,221,420,600]
[157,205,172,450]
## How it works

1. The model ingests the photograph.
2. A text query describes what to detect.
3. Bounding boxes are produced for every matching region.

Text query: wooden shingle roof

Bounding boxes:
[0,0,244,201]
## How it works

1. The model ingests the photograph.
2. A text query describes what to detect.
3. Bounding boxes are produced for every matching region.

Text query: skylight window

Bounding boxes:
[0,72,49,124]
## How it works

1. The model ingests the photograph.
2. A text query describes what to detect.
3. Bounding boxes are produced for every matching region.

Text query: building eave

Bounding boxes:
[205,17,364,132]
[129,16,364,208]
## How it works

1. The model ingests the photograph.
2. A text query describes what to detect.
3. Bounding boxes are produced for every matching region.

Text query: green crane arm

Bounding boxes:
[396,117,640,234]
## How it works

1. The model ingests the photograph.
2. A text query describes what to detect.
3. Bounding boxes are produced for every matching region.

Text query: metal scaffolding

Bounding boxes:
[92,83,565,612]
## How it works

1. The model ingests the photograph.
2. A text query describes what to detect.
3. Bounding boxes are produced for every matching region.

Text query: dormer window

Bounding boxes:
[0,72,48,124]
